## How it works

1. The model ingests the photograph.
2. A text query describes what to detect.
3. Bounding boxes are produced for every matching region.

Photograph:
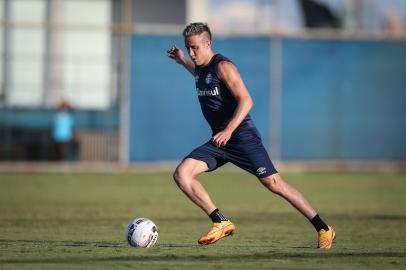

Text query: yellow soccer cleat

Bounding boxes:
[198,220,236,245]
[318,225,336,249]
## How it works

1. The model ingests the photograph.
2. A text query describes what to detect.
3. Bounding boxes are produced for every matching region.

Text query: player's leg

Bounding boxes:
[173,157,236,245]
[259,173,336,249]
[173,157,216,215]
[223,130,335,248]
[259,173,316,219]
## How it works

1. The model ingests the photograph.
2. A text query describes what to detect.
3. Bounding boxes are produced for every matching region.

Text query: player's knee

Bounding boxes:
[172,169,182,186]
[261,174,285,195]
[172,167,190,191]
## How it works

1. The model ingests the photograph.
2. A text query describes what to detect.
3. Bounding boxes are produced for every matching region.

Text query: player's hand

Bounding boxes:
[167,45,186,65]
[212,130,232,147]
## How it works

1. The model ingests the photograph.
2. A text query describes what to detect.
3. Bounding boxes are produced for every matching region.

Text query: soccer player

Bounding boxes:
[167,22,336,248]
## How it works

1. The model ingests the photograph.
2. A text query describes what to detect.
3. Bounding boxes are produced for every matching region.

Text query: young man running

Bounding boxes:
[167,22,336,248]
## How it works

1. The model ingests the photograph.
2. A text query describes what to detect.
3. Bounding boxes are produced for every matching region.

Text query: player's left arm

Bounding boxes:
[212,61,254,147]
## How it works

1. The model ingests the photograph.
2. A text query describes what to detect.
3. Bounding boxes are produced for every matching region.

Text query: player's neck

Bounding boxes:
[200,52,215,67]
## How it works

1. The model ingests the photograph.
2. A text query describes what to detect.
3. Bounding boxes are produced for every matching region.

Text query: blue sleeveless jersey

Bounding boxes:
[194,54,254,134]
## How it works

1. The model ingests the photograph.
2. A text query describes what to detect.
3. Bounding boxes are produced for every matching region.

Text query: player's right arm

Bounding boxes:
[167,45,195,76]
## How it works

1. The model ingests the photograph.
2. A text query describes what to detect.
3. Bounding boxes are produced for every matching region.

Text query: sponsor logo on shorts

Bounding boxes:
[257,167,267,175]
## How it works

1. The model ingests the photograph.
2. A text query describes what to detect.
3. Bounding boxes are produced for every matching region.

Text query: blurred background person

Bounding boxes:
[52,101,75,161]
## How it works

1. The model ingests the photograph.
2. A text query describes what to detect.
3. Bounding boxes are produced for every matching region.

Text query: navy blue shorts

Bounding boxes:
[185,127,277,178]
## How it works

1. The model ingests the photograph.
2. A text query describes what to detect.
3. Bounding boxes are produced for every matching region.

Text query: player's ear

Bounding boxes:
[201,32,211,48]
[205,39,212,49]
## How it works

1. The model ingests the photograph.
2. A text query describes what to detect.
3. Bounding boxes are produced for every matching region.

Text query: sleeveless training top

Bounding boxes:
[194,54,254,134]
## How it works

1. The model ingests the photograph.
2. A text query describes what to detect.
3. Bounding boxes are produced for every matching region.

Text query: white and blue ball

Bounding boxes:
[126,218,158,248]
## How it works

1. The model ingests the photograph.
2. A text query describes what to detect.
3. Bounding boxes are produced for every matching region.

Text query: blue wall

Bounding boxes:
[281,39,406,160]
[129,35,406,162]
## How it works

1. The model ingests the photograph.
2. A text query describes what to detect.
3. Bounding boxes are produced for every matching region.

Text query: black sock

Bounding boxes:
[310,214,329,232]
[209,209,228,223]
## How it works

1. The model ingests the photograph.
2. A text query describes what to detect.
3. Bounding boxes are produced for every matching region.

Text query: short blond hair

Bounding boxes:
[182,22,212,40]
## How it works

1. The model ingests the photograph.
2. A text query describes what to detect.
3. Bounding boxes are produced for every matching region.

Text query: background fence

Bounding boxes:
[1,0,406,166]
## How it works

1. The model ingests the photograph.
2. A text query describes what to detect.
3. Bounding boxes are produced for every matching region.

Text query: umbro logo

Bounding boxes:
[257,167,267,175]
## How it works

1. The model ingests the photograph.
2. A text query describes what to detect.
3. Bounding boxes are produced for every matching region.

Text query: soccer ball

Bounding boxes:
[126,217,158,248]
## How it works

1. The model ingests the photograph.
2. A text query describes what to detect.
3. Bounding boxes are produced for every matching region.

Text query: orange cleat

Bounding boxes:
[318,226,336,249]
[198,220,236,245]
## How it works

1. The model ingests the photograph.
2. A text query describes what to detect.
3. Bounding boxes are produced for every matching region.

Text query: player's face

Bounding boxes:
[185,33,211,66]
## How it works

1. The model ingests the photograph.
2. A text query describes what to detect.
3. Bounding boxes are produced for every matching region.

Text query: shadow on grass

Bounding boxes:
[0,239,124,248]
[1,250,405,264]
[1,238,405,265]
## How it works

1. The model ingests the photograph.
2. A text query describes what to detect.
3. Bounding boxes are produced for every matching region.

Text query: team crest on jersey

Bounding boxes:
[205,73,213,84]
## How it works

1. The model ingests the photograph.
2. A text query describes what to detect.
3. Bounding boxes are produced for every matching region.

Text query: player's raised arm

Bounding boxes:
[167,45,195,76]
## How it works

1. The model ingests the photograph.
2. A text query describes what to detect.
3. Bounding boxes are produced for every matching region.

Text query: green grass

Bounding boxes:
[0,171,405,269]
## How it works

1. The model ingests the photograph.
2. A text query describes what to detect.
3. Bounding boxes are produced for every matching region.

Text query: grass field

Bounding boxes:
[0,171,405,269]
